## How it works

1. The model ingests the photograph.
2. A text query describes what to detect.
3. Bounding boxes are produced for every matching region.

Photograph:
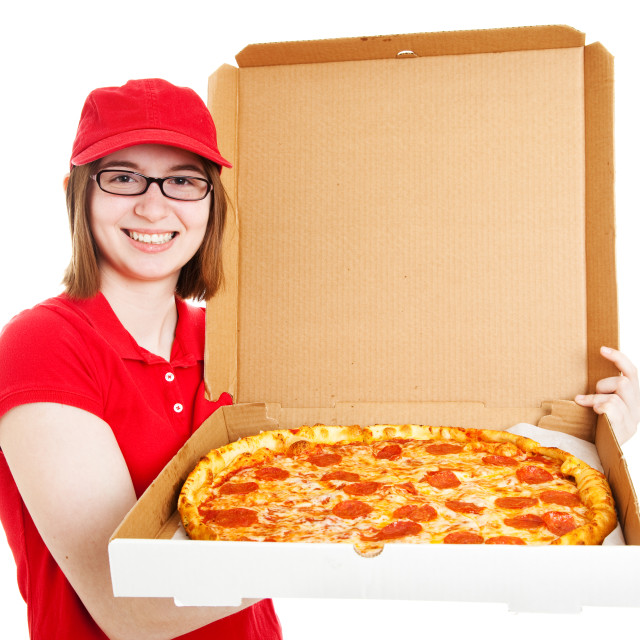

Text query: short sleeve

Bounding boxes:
[0,301,105,420]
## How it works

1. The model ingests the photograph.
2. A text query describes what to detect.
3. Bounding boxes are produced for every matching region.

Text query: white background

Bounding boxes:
[1,1,639,638]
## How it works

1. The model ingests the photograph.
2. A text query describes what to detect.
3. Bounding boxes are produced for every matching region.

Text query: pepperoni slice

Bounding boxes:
[426,443,464,455]
[203,508,258,527]
[307,453,342,467]
[445,500,484,515]
[321,470,361,482]
[343,481,381,496]
[494,496,538,509]
[254,467,290,481]
[375,444,402,460]
[368,520,423,541]
[540,490,582,507]
[504,514,545,530]
[218,481,259,495]
[485,536,526,545]
[396,481,418,495]
[482,454,519,467]
[443,531,484,544]
[516,465,554,484]
[393,504,437,522]
[422,469,461,489]
[332,500,373,519]
[542,511,577,536]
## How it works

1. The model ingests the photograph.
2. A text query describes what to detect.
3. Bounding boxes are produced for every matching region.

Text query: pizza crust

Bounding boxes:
[178,424,617,546]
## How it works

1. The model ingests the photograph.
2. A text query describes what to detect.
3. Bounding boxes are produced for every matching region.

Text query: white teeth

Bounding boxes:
[129,231,175,244]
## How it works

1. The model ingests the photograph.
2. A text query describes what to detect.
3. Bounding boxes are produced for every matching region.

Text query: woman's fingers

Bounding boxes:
[574,347,640,444]
[599,346,638,382]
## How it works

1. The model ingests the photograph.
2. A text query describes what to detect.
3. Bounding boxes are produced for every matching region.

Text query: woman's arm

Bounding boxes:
[0,402,257,640]
[575,346,640,444]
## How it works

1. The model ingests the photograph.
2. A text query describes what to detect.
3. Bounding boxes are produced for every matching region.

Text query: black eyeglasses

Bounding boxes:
[90,169,213,201]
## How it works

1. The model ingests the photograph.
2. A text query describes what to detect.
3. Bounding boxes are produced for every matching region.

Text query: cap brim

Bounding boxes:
[71,128,232,168]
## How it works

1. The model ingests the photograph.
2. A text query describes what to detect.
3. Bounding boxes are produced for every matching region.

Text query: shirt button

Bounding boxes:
[173,403,183,413]
[165,372,175,382]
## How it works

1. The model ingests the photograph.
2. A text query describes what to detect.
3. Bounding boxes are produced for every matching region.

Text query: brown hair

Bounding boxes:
[62,157,227,301]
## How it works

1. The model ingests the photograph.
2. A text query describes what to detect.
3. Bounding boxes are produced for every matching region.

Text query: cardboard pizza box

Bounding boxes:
[108,25,640,612]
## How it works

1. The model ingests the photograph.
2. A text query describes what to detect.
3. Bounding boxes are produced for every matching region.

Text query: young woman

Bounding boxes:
[0,79,282,639]
[0,78,638,640]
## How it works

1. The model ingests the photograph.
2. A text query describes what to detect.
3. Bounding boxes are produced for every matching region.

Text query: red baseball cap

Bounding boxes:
[70,78,231,169]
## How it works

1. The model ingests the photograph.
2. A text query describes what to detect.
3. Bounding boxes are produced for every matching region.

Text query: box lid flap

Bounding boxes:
[236,25,586,68]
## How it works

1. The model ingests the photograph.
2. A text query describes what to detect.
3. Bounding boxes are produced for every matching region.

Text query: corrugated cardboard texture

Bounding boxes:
[596,414,640,544]
[584,43,618,391]
[232,48,588,412]
[205,26,619,439]
[205,65,239,400]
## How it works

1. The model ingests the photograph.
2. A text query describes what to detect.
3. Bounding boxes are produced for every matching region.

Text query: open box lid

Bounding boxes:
[204,24,618,440]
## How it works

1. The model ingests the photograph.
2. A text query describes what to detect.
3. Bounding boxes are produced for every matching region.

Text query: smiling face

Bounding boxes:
[88,144,211,291]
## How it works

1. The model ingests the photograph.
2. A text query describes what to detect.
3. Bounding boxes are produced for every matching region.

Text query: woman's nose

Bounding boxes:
[133,182,171,221]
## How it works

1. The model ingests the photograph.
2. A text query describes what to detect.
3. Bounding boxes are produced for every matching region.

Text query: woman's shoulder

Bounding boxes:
[0,293,126,374]
[0,294,108,419]
[1,294,94,345]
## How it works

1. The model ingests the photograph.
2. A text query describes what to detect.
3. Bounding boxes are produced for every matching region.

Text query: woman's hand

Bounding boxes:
[575,346,640,444]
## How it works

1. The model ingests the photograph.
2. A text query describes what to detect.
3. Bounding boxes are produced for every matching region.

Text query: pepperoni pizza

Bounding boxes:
[178,425,617,549]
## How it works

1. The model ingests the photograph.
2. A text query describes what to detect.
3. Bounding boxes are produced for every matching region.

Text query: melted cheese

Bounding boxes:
[196,438,589,545]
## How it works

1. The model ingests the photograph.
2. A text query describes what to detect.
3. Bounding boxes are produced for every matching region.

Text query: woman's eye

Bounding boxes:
[105,172,137,184]
[168,176,194,187]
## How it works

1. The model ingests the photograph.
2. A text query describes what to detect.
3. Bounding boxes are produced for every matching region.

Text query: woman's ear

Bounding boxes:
[63,173,70,192]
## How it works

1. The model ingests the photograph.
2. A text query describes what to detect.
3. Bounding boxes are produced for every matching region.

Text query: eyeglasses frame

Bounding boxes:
[90,169,213,202]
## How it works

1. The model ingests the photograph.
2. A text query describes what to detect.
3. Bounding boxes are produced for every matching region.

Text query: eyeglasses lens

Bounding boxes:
[97,170,210,201]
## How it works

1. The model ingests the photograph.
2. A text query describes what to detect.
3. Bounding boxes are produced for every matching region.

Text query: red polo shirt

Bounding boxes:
[0,293,281,639]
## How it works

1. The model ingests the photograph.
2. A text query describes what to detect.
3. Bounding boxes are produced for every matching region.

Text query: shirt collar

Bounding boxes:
[64,293,204,367]
[171,297,205,367]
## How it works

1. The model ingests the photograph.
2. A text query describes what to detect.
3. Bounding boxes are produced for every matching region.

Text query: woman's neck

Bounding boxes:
[99,274,178,361]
